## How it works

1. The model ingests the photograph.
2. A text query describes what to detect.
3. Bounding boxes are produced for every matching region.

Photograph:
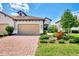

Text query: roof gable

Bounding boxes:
[0,11,45,21]
[0,11,13,19]
[45,17,52,21]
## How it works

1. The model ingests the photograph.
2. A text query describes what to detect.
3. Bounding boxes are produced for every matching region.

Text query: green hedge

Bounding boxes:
[74,37,79,43]
[49,40,55,43]
[69,36,79,43]
[40,34,79,43]
[69,39,75,43]
[39,34,49,40]
[59,39,64,43]
[40,40,48,43]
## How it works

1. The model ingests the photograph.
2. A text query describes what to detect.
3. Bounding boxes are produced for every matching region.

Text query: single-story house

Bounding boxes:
[0,11,51,35]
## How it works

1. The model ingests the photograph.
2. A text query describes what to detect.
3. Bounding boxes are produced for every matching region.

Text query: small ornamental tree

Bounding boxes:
[5,26,14,35]
[48,25,57,33]
[56,31,64,40]
[55,31,64,44]
[60,9,79,33]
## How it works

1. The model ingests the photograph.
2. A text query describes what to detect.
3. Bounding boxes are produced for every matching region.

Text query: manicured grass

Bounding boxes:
[36,43,79,56]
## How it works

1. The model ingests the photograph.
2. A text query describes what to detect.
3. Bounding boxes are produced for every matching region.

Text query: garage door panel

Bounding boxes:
[18,24,39,35]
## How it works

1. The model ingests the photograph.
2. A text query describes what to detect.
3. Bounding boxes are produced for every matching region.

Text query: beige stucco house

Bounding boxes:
[0,11,51,35]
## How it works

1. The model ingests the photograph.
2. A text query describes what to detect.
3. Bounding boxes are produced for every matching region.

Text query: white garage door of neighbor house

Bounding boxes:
[18,24,40,35]
[0,24,8,33]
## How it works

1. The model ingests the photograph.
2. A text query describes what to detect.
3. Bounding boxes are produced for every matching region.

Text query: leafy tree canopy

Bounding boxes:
[48,25,57,33]
[60,9,79,30]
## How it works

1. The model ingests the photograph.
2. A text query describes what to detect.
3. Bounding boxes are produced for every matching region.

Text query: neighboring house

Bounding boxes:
[55,12,79,32]
[56,20,79,32]
[55,20,63,32]
[0,11,51,35]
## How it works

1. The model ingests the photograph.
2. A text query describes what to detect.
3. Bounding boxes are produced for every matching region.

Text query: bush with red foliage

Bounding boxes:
[56,31,64,40]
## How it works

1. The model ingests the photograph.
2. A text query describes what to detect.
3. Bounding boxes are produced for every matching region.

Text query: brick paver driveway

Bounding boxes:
[0,36,39,56]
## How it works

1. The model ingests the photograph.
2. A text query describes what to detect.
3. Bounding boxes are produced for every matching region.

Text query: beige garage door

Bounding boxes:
[18,24,40,35]
[0,24,8,33]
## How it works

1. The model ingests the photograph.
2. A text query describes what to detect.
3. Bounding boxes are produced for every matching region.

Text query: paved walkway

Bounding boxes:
[0,36,39,56]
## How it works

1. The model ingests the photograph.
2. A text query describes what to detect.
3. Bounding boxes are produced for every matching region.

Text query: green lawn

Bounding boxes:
[69,34,79,37]
[36,43,79,56]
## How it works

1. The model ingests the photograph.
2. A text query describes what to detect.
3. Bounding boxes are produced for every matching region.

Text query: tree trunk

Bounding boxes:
[67,28,70,37]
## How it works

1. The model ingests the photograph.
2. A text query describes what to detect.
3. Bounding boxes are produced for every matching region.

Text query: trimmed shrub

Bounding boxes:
[74,37,79,43]
[62,34,70,41]
[43,30,47,35]
[49,40,55,43]
[5,26,14,35]
[52,33,56,37]
[40,40,48,43]
[69,36,75,39]
[69,36,79,43]
[56,31,64,40]
[59,39,64,43]
[40,34,49,40]
[69,39,75,43]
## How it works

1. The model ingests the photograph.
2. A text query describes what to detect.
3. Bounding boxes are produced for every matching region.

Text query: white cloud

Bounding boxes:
[72,10,79,15]
[10,3,29,13]
[72,10,79,14]
[72,10,79,19]
[0,3,3,11]
[11,12,19,16]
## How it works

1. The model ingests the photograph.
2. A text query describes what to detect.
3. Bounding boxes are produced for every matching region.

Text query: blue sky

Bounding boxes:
[1,3,79,23]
